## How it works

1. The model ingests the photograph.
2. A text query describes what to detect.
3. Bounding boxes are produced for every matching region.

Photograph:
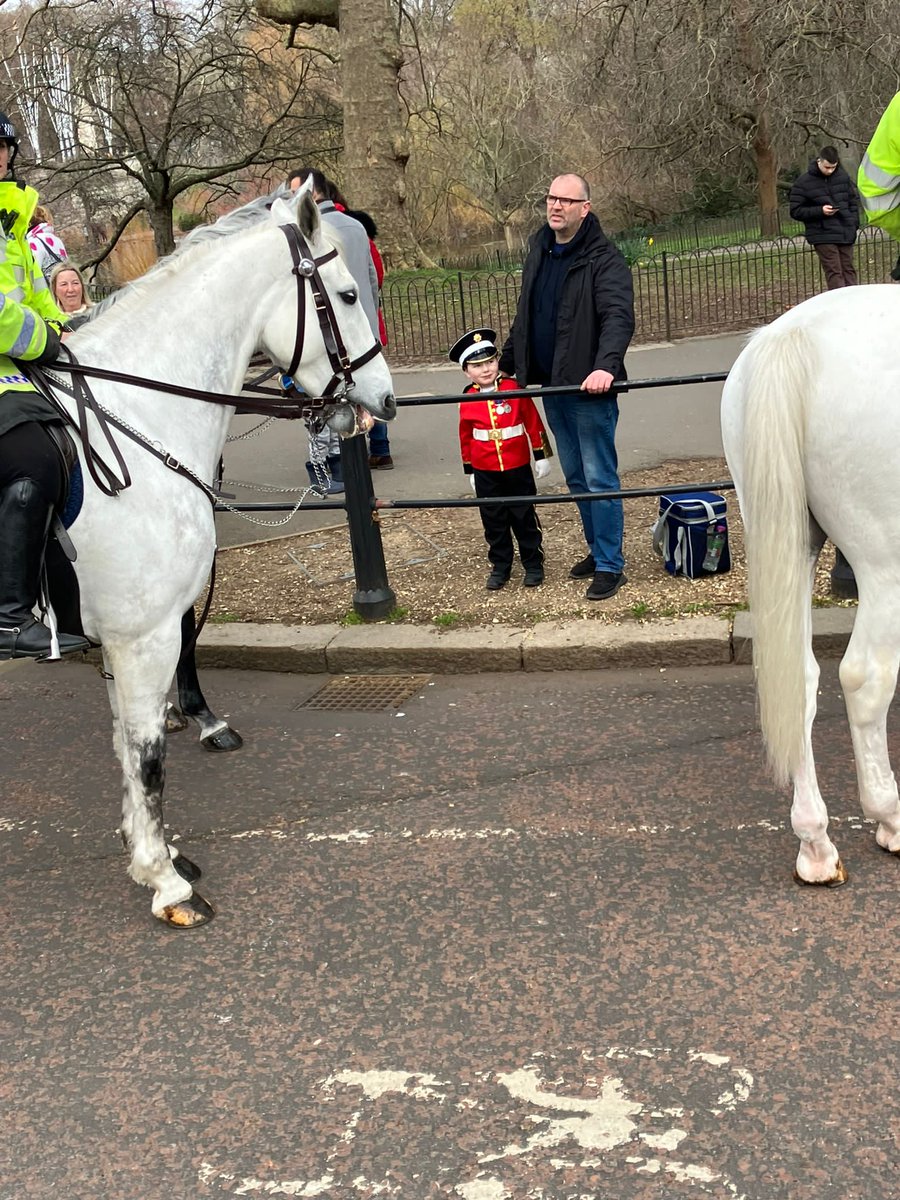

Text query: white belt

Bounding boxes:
[472,424,525,442]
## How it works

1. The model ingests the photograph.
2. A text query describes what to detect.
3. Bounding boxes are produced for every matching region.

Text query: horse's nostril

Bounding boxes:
[383,394,397,419]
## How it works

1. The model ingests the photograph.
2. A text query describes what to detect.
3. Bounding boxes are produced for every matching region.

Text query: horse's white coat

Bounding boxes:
[721,285,900,882]
[60,184,394,919]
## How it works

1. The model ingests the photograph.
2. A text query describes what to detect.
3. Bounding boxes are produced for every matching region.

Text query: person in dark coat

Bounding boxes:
[498,172,634,601]
[789,146,860,289]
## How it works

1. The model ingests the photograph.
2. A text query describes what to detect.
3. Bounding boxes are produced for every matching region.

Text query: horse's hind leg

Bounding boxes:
[838,589,900,857]
[792,526,847,885]
[105,630,214,928]
[170,607,243,753]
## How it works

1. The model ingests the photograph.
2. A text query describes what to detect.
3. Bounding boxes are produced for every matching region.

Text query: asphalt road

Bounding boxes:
[2,657,898,1199]
[217,333,744,548]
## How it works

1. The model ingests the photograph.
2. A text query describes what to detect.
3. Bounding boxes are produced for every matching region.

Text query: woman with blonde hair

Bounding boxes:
[49,262,93,329]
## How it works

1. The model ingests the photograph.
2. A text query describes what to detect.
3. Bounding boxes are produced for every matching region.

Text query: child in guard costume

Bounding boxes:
[450,327,553,590]
[0,110,89,659]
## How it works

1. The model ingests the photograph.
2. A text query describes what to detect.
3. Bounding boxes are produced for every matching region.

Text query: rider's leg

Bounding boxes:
[0,422,89,660]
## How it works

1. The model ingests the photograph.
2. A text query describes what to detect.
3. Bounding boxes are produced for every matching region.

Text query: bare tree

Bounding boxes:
[258,0,427,266]
[2,0,340,261]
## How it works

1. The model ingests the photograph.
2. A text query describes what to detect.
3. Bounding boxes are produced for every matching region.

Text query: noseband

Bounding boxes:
[279,222,383,422]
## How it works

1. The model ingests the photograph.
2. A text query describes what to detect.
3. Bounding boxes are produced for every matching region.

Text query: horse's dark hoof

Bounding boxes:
[158,893,215,928]
[172,851,202,884]
[793,859,849,887]
[166,704,189,734]
[201,725,243,753]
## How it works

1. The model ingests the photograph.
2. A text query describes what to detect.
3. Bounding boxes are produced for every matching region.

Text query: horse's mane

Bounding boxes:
[86,185,297,323]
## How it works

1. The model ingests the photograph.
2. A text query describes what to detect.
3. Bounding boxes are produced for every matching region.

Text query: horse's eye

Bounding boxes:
[339,290,357,305]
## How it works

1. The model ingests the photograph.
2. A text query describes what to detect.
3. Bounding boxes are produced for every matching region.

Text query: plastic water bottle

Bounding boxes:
[702,524,726,572]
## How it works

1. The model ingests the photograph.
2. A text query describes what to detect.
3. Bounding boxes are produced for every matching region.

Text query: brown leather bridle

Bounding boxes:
[279,222,383,422]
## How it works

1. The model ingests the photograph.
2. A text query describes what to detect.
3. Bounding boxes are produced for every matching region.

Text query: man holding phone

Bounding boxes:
[789,146,860,289]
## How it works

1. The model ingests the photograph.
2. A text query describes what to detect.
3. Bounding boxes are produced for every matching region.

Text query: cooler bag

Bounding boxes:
[652,491,730,578]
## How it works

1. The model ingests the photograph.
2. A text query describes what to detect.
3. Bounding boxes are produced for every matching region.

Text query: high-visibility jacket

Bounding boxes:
[0,178,65,437]
[858,92,900,240]
[0,179,64,372]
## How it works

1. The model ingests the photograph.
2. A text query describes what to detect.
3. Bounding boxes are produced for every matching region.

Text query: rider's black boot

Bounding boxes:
[0,479,90,660]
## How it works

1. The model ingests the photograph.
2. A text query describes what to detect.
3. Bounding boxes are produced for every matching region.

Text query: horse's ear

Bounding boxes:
[295,187,321,243]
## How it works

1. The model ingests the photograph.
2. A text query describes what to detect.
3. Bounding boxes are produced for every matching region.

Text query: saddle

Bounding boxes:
[44,422,82,557]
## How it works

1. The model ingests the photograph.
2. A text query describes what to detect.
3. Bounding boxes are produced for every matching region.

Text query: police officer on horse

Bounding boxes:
[0,110,89,659]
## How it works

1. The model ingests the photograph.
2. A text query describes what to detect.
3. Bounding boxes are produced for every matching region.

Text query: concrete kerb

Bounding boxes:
[193,608,857,675]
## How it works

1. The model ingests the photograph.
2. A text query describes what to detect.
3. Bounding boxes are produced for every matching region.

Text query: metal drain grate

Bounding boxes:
[298,674,433,711]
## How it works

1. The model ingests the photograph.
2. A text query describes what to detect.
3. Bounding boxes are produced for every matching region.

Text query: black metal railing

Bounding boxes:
[383,228,895,361]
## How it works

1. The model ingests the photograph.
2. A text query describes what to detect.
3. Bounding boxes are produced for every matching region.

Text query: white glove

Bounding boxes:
[534,458,551,480]
[468,475,477,493]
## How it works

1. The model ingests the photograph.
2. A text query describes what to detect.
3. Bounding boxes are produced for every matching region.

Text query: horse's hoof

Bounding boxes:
[877,841,900,857]
[158,893,215,928]
[166,704,189,734]
[201,726,243,753]
[172,851,202,884]
[793,859,849,888]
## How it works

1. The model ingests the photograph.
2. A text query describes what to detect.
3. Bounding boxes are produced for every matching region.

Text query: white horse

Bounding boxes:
[721,285,900,886]
[46,184,394,926]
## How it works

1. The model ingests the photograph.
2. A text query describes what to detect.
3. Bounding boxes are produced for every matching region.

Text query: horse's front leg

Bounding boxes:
[170,607,243,753]
[104,630,214,928]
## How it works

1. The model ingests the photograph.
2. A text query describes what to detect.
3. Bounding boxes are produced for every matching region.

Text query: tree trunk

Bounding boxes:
[752,110,780,237]
[733,3,780,238]
[256,0,429,268]
[340,0,428,267]
[146,199,176,258]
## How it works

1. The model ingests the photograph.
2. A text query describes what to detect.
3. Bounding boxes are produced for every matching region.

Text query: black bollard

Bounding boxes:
[340,434,396,620]
[830,545,858,600]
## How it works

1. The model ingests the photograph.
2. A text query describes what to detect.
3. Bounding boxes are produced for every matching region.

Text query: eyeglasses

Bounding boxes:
[544,194,587,207]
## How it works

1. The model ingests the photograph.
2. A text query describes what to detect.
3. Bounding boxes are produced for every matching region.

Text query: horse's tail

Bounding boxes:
[741,322,816,786]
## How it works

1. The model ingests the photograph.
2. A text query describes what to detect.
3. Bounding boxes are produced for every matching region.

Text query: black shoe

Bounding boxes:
[369,454,394,470]
[891,255,900,282]
[486,569,510,591]
[523,569,544,587]
[585,571,627,600]
[569,553,596,579]
[0,616,89,660]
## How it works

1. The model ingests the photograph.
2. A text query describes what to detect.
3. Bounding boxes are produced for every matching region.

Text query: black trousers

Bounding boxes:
[473,463,543,572]
[0,421,65,505]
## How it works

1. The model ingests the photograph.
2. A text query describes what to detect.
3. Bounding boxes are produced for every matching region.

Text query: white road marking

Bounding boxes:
[199,1048,755,1198]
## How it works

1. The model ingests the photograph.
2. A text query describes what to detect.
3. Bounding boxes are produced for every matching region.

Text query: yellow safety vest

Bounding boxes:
[0,179,65,394]
[858,92,900,240]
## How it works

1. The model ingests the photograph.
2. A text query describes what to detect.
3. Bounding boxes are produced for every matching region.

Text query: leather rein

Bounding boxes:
[27,221,384,502]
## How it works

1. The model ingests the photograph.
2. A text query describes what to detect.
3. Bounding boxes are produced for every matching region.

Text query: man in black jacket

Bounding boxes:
[789,146,860,289]
[498,173,634,600]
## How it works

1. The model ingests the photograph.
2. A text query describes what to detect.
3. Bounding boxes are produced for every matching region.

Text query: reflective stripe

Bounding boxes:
[32,274,49,293]
[10,307,36,356]
[7,286,24,302]
[12,264,25,282]
[860,151,899,190]
[860,186,900,216]
[0,240,7,265]
[0,373,29,385]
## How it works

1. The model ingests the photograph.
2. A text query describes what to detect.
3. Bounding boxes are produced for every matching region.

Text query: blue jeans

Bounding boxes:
[368,423,391,456]
[542,392,623,573]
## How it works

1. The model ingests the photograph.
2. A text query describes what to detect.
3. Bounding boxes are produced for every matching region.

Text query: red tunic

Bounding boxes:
[459,379,552,473]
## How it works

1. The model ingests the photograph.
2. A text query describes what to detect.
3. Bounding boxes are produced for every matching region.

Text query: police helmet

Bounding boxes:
[0,112,20,168]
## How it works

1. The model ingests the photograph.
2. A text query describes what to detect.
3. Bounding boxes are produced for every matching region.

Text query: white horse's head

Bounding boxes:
[261,182,396,436]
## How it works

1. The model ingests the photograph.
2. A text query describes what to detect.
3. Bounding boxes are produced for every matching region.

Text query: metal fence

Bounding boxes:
[383,228,896,362]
